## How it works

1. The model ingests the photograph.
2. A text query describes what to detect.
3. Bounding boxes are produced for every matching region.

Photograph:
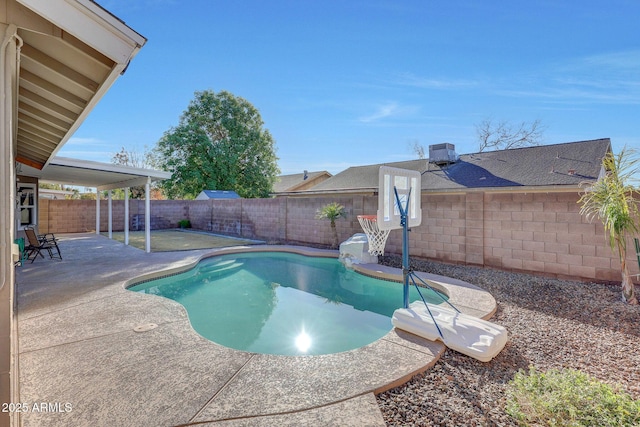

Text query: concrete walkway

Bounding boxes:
[15,233,496,426]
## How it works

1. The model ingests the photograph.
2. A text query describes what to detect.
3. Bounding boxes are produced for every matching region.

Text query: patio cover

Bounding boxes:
[19,156,171,253]
[19,156,171,190]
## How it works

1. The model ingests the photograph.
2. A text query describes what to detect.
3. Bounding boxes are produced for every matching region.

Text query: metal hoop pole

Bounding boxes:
[394,186,412,309]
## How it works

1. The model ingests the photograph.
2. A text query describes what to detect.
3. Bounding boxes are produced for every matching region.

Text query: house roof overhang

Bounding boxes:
[9,0,146,170]
[18,156,171,191]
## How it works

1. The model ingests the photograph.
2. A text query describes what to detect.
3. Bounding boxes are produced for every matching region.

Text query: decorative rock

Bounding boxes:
[376,254,640,426]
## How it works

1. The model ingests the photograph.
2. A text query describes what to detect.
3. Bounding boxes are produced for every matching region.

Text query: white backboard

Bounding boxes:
[377,166,422,231]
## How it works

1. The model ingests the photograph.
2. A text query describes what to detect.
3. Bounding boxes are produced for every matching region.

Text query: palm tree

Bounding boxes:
[316,202,347,249]
[579,146,639,304]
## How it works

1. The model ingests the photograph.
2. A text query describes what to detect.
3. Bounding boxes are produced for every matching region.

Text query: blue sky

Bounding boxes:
[58,0,640,175]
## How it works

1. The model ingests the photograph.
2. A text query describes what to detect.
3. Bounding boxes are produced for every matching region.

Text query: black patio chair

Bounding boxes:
[24,228,61,263]
[26,226,62,260]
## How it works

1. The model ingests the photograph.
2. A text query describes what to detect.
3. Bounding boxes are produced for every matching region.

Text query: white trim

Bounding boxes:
[107,189,112,239]
[124,187,129,245]
[16,0,146,63]
[52,157,167,177]
[95,189,100,234]
[21,157,172,189]
[145,178,150,253]
[98,177,159,191]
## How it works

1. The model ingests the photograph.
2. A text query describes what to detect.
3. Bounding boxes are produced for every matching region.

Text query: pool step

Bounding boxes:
[198,260,244,275]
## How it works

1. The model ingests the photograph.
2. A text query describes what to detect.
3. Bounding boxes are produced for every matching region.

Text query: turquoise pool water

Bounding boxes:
[129,252,447,356]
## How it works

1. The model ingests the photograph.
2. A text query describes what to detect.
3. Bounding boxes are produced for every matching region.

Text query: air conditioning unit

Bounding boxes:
[429,143,458,165]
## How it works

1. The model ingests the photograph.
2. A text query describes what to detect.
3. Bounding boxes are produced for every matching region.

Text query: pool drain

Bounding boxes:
[133,323,158,332]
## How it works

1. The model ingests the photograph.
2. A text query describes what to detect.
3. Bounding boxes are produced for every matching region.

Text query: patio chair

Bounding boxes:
[24,228,61,263]
[26,226,62,260]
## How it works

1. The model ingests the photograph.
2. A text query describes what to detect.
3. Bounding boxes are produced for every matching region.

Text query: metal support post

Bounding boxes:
[394,187,412,309]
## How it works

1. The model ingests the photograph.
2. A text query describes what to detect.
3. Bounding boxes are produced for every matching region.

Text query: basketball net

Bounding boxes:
[357,215,391,256]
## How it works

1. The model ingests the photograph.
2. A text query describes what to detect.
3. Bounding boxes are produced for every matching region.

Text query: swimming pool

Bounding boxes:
[128,251,447,356]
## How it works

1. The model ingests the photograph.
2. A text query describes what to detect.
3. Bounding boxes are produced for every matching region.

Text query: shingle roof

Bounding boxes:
[199,190,241,199]
[273,170,332,193]
[308,139,611,193]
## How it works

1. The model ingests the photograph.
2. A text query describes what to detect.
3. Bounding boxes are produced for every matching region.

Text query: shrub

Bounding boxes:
[315,202,347,249]
[506,367,640,426]
[177,219,191,229]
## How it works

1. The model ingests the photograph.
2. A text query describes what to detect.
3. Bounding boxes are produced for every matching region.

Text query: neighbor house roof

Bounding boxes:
[300,139,611,195]
[272,170,332,193]
[196,190,241,200]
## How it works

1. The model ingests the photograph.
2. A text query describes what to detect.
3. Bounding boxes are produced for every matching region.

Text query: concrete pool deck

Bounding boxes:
[15,233,497,426]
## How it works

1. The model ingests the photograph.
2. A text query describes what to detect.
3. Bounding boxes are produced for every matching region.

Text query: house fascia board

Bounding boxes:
[16,0,146,63]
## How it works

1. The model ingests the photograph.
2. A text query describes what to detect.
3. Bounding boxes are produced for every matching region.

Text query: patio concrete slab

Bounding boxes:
[18,234,205,319]
[196,393,385,426]
[192,337,442,421]
[19,291,187,352]
[19,321,251,427]
[15,233,497,426]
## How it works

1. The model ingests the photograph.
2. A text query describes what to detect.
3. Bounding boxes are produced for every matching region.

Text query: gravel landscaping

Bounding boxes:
[375,256,640,426]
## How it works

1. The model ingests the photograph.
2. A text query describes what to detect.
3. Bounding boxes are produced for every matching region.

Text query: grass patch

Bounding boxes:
[102,230,261,252]
[506,367,640,426]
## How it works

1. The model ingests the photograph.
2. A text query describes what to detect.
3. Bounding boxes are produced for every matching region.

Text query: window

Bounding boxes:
[17,184,36,229]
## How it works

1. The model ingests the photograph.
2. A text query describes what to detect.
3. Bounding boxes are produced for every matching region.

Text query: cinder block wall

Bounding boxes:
[478,191,623,283]
[39,199,97,233]
[241,198,285,241]
[37,191,639,283]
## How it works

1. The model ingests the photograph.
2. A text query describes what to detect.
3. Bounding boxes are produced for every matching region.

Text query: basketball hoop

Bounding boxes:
[357,215,391,256]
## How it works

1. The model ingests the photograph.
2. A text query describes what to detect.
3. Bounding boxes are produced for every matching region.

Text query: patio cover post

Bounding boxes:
[145,177,150,253]
[108,190,112,239]
[124,187,129,245]
[96,189,100,234]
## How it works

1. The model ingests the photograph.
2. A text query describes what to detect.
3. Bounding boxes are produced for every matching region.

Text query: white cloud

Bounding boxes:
[582,50,640,70]
[358,102,400,123]
[499,50,640,105]
[393,72,478,89]
[357,102,422,124]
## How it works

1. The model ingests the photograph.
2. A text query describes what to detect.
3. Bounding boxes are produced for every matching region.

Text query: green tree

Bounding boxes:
[316,202,347,249]
[151,90,279,199]
[38,183,76,199]
[579,146,639,304]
